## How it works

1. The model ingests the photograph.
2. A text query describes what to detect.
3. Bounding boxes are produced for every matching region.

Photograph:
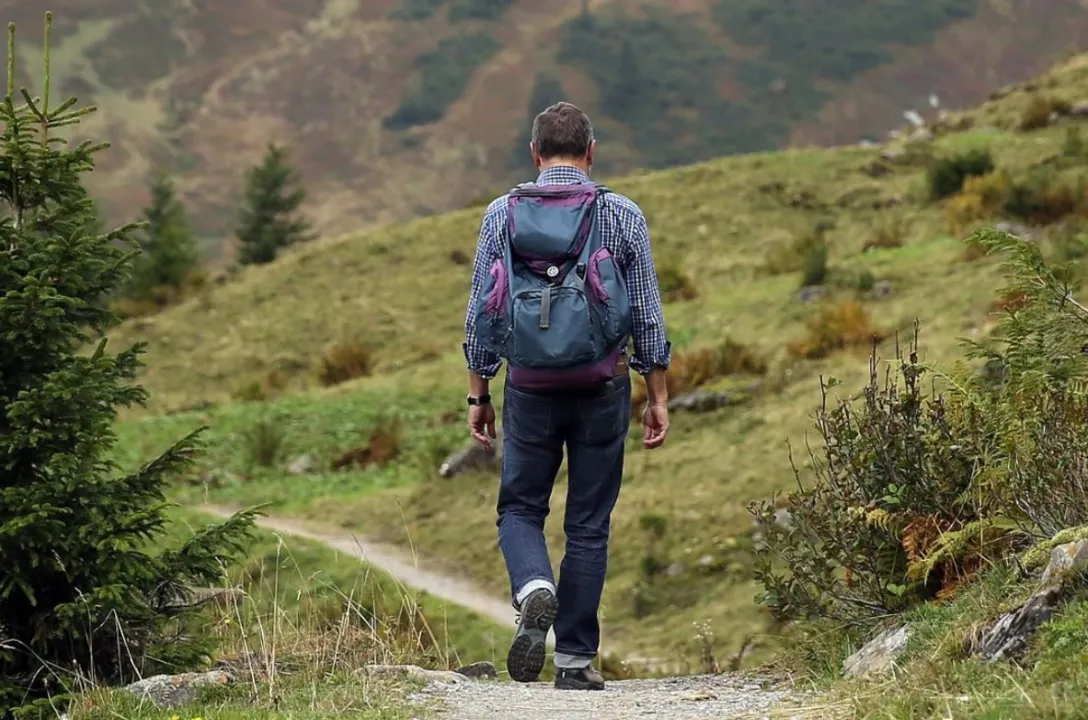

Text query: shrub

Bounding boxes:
[1003,169,1087,226]
[1063,125,1085,159]
[630,338,767,412]
[862,213,906,252]
[788,300,888,359]
[232,369,289,403]
[927,148,995,200]
[753,228,1088,627]
[656,262,698,301]
[316,341,375,386]
[765,224,831,280]
[332,419,403,471]
[243,417,287,471]
[1018,94,1070,131]
[1048,220,1088,263]
[0,16,256,712]
[752,340,996,624]
[945,170,1011,235]
[800,236,829,287]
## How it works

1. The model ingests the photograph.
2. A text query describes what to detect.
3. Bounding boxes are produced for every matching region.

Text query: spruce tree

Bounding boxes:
[127,173,199,301]
[234,143,313,266]
[0,15,256,714]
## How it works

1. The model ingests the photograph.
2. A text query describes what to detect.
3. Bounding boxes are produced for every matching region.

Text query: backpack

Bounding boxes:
[474,182,632,390]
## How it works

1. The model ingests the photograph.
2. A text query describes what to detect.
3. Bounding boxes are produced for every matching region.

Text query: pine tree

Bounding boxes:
[127,173,199,301]
[235,143,313,266]
[0,15,257,714]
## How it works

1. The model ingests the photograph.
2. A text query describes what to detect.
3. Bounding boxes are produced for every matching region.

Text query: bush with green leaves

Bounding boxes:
[927,147,995,200]
[0,15,256,714]
[752,227,1088,626]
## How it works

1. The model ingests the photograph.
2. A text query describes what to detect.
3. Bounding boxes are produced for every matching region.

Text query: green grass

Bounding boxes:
[66,506,506,718]
[71,673,425,720]
[104,57,1088,673]
[785,570,1088,719]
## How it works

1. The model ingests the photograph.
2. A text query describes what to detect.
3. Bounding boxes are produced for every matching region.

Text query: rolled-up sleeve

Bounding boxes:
[462,202,504,379]
[621,210,671,374]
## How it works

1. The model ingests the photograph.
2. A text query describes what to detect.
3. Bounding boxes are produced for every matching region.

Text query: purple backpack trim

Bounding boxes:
[483,259,508,316]
[586,247,612,303]
[506,184,599,275]
[508,346,624,390]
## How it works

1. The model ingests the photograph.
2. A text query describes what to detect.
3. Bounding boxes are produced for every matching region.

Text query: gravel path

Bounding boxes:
[415,674,800,719]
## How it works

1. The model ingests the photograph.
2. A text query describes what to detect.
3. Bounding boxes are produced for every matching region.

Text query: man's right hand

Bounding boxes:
[642,402,669,449]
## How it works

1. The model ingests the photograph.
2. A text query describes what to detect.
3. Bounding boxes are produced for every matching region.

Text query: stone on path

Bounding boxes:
[843,625,912,679]
[122,670,234,707]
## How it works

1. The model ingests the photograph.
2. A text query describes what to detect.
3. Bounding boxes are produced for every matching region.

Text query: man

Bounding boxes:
[462,101,670,691]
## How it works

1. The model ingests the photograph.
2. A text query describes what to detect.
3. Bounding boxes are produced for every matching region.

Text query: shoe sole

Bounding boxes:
[507,590,557,683]
[554,678,605,691]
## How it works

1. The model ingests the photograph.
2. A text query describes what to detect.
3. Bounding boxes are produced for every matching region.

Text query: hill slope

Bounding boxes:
[6,0,1086,260]
[108,53,1088,667]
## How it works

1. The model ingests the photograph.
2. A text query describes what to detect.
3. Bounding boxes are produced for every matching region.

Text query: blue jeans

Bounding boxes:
[497,373,632,662]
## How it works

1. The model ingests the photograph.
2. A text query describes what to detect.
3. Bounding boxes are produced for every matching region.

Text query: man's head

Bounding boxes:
[529,102,595,172]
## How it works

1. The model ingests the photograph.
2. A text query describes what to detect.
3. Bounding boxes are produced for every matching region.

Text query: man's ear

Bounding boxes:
[530,142,541,169]
[586,139,596,168]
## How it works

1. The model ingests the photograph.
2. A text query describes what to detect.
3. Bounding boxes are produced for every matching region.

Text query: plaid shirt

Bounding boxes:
[462,165,671,379]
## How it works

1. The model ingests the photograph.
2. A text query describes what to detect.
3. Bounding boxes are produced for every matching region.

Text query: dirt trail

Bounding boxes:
[200,505,522,632]
[415,673,801,719]
[200,506,804,718]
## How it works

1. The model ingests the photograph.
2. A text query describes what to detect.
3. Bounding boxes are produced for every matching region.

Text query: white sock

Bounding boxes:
[555,652,592,670]
[515,579,555,606]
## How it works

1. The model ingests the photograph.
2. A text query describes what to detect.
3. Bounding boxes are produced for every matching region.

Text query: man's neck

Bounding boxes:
[538,158,590,175]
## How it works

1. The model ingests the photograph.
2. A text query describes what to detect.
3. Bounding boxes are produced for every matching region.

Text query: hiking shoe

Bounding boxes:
[506,588,557,683]
[555,666,605,691]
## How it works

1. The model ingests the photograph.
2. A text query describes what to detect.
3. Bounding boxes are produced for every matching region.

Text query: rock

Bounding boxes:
[795,285,827,304]
[666,562,685,577]
[1040,540,1088,586]
[843,625,911,678]
[363,664,467,685]
[1068,102,1088,117]
[969,541,1088,663]
[697,554,715,568]
[773,508,793,529]
[123,670,234,707]
[667,388,750,414]
[862,280,895,300]
[993,221,1036,241]
[455,661,498,679]
[974,585,1063,662]
[286,454,315,475]
[880,145,906,162]
[907,127,933,143]
[438,430,502,478]
[163,586,245,610]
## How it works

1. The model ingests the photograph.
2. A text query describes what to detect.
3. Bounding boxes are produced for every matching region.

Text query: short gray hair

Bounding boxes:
[531,102,594,159]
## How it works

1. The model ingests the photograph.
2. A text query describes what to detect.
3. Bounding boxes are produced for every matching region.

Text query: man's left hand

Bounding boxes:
[469,403,497,449]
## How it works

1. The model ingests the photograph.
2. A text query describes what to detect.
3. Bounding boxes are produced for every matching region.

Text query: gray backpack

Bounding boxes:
[474,182,631,389]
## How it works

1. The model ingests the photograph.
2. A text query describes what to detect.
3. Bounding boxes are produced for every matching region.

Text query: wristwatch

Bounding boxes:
[467,393,492,406]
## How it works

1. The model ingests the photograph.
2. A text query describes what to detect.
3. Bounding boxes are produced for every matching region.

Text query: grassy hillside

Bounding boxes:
[5,0,1086,258]
[106,53,1088,670]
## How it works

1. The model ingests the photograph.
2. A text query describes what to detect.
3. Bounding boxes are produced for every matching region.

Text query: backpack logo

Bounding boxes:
[474,182,631,389]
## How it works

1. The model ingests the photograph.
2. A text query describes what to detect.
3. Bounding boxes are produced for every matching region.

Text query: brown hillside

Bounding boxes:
[4,0,1085,263]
